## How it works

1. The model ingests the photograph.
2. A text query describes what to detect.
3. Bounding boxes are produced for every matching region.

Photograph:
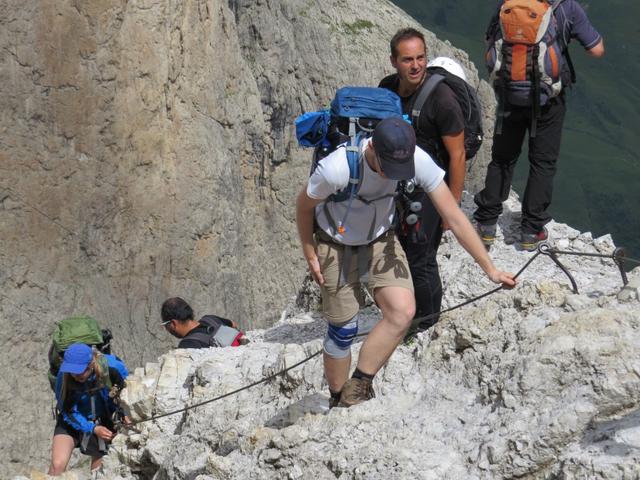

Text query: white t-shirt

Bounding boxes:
[307,138,444,245]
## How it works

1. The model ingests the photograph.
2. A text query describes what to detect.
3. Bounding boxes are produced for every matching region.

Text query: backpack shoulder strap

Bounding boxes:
[328,140,363,203]
[550,0,565,10]
[346,144,362,195]
[345,119,362,195]
[182,315,231,347]
[411,74,445,131]
[199,315,227,332]
[549,0,574,82]
[182,329,216,347]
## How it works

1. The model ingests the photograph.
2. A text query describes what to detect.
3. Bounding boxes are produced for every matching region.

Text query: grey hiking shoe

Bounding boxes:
[476,222,497,247]
[520,227,549,251]
[338,378,375,407]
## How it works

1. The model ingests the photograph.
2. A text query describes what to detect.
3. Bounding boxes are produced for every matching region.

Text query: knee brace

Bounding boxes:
[323,315,359,359]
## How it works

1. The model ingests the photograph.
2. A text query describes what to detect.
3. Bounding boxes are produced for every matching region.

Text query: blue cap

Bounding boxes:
[372,117,416,180]
[60,343,93,374]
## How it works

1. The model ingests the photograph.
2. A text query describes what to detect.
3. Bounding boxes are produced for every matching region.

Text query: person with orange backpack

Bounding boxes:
[474,0,604,251]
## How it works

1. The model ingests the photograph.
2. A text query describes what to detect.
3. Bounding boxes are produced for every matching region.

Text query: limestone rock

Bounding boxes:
[0,0,493,477]
[0,0,497,475]
[7,0,632,477]
[83,200,640,480]
[618,275,640,303]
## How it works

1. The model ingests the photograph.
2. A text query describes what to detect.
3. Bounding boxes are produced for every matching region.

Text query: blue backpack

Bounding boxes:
[295,87,404,203]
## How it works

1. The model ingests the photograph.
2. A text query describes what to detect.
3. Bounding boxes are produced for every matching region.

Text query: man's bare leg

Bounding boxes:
[323,351,351,393]
[356,286,415,375]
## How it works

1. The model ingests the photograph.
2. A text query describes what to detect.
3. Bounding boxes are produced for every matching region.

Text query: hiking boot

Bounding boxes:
[476,222,497,247]
[520,227,549,251]
[328,390,342,410]
[338,378,375,408]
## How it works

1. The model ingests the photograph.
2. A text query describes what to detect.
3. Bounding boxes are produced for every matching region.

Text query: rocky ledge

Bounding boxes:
[18,195,640,480]
[37,194,633,480]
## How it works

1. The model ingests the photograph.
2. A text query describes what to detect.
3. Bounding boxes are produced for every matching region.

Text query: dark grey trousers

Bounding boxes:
[474,97,567,234]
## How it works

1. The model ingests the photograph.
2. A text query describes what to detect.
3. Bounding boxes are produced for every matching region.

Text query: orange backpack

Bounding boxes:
[486,0,566,135]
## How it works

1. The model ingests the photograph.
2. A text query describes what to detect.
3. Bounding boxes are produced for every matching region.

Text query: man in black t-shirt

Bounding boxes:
[379,28,466,330]
[160,297,240,349]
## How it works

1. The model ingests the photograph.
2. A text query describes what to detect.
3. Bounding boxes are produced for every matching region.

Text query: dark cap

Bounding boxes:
[372,117,416,180]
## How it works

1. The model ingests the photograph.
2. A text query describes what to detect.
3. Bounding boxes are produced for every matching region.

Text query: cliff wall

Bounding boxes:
[0,0,495,475]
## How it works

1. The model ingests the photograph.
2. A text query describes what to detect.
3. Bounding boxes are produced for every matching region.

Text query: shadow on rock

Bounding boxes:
[262,317,326,344]
[264,393,329,429]
[581,407,640,456]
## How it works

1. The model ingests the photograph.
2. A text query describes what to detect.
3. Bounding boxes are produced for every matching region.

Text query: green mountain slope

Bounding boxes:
[393,0,640,261]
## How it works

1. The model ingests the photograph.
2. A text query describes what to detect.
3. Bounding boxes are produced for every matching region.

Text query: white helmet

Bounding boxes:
[427,56,467,81]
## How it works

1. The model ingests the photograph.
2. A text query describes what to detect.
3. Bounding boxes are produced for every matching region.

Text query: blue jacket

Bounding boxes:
[55,354,128,434]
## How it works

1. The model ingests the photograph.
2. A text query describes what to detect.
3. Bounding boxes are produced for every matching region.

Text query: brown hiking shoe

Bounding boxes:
[338,378,375,407]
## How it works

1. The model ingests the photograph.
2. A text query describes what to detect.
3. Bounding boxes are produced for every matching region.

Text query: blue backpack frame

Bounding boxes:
[295,87,404,202]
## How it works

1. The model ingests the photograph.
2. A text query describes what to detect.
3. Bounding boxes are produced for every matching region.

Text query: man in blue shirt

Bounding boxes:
[474,0,604,250]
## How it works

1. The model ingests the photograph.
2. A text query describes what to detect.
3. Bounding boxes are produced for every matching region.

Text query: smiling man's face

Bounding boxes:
[391,36,427,94]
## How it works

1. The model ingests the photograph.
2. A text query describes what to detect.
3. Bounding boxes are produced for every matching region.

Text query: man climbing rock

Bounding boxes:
[296,117,515,408]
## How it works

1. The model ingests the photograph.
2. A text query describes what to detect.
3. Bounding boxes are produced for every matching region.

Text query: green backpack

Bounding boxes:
[48,316,113,390]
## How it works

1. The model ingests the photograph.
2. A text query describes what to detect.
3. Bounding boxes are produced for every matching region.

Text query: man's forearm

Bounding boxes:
[448,209,495,275]
[447,152,466,203]
[441,131,466,204]
[296,188,327,285]
[295,190,318,260]
[431,183,496,275]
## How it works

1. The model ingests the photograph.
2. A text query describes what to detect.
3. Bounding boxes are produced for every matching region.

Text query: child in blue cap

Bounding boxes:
[48,343,128,476]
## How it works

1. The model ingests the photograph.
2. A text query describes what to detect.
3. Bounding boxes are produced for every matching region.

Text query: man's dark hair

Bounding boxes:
[161,297,194,323]
[390,27,426,58]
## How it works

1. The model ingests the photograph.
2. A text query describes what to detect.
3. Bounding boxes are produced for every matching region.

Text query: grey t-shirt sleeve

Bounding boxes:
[413,146,445,193]
[562,0,602,50]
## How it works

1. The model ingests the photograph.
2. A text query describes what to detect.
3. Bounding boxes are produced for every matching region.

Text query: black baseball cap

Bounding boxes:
[372,117,416,180]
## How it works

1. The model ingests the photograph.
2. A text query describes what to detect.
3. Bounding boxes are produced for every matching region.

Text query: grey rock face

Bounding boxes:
[0,0,497,475]
[83,194,640,480]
